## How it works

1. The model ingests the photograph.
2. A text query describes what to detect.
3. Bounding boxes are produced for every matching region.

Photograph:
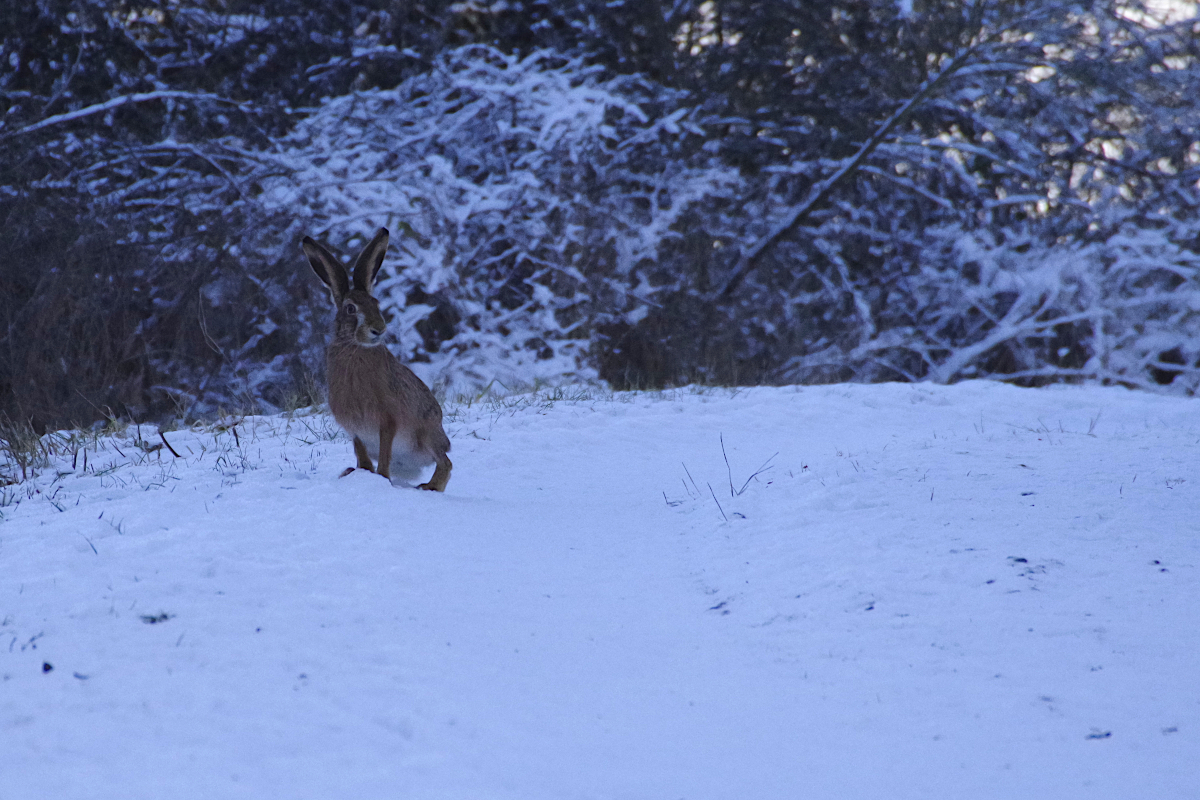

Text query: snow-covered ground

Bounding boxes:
[3,381,1197,799]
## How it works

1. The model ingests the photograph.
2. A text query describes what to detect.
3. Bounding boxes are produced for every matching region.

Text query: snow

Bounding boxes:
[3,381,1198,799]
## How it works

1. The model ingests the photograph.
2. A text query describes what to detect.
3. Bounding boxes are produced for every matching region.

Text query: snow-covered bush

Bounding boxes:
[773,216,1200,394]
[694,1,1200,396]
[235,45,739,397]
[919,220,1200,391]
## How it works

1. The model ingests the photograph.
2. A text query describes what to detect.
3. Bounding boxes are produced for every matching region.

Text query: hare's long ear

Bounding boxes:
[352,227,389,294]
[302,236,350,306]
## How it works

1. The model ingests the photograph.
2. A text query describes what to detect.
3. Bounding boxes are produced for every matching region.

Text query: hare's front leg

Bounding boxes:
[353,437,375,472]
[339,436,376,478]
[376,418,397,481]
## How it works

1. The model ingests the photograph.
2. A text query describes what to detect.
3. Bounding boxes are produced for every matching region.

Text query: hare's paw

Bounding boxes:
[340,466,391,483]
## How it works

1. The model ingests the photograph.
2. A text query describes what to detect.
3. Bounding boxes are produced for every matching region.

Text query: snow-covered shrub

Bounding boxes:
[233,45,739,397]
[920,221,1200,391]
[775,216,1200,394]
[695,0,1200,396]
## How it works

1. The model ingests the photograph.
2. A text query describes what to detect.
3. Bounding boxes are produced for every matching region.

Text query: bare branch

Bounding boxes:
[3,91,248,139]
[720,432,734,497]
[707,482,729,523]
[735,453,778,496]
[713,43,988,301]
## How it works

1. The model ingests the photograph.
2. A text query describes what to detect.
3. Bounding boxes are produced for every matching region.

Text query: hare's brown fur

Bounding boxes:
[303,228,452,491]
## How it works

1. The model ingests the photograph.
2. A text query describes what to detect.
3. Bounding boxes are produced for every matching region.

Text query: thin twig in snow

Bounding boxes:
[735,453,779,496]
[159,431,181,459]
[707,482,729,523]
[682,463,701,495]
[720,433,734,497]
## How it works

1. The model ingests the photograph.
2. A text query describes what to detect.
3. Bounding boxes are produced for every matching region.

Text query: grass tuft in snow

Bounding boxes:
[0,410,356,517]
[0,414,48,484]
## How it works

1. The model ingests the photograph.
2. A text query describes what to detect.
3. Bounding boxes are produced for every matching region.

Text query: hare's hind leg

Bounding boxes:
[418,453,452,492]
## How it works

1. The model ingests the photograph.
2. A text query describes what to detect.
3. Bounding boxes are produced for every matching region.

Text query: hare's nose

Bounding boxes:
[369,327,384,338]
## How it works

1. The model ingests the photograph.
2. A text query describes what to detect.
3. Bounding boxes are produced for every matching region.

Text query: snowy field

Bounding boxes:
[3,381,1198,800]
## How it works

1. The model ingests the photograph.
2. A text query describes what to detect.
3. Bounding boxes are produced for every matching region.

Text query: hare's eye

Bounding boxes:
[344,302,358,316]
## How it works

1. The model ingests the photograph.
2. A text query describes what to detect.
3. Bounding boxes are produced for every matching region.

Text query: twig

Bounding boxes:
[707,482,729,523]
[736,452,779,496]
[158,431,181,459]
[720,433,734,497]
[682,462,701,495]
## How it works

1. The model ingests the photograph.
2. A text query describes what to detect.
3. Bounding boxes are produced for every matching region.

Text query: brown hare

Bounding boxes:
[302,228,452,491]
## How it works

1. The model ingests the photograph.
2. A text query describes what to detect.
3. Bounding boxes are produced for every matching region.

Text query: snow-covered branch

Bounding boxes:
[3,91,248,138]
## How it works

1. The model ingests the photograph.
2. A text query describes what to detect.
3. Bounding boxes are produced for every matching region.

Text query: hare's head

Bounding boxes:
[303,228,391,347]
